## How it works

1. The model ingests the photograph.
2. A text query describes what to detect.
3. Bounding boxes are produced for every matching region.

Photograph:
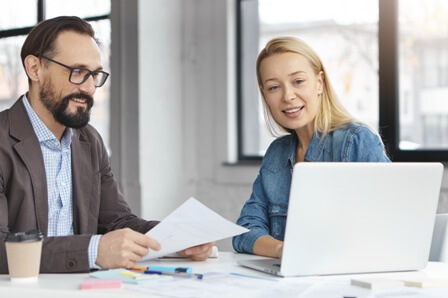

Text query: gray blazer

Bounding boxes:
[0,97,158,273]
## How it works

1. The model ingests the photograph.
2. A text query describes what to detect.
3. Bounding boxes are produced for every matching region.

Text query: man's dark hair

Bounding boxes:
[21,16,97,72]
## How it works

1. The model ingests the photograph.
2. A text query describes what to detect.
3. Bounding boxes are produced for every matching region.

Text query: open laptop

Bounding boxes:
[238,162,444,277]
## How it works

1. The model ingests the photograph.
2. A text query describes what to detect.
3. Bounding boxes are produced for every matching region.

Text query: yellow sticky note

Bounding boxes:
[121,270,142,278]
[120,270,161,280]
[403,278,448,288]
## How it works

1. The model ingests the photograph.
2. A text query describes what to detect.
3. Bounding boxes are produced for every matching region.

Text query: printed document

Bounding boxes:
[128,271,310,298]
[142,197,249,260]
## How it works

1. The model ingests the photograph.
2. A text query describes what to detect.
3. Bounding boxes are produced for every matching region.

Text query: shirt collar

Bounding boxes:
[22,94,73,148]
[305,131,328,161]
[286,130,329,166]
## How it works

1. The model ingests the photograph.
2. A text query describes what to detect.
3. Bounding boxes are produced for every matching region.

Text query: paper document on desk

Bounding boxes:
[142,197,249,260]
[128,271,309,298]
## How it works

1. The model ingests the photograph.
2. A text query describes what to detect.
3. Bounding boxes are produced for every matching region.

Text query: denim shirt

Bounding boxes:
[232,122,391,254]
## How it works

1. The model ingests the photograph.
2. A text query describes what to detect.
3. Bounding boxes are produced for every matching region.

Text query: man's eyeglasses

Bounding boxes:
[40,55,110,88]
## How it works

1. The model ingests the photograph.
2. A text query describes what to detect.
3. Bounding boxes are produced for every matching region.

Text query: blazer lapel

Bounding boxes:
[71,130,92,234]
[9,98,49,236]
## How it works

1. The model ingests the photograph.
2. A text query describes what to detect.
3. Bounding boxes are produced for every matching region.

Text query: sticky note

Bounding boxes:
[81,278,122,290]
[402,277,448,288]
[121,270,142,278]
[90,269,172,284]
[351,277,404,289]
[121,270,161,280]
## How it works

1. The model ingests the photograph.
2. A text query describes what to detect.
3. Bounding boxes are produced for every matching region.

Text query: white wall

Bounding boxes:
[139,0,188,219]
[138,0,259,250]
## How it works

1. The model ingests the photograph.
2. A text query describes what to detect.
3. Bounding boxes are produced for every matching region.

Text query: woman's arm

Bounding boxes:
[253,235,283,258]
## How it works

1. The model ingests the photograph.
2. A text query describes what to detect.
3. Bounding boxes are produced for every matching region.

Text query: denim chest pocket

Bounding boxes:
[268,204,288,241]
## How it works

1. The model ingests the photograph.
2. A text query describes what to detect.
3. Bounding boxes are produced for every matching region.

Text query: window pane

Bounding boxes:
[46,0,110,19]
[240,0,379,157]
[0,0,37,30]
[398,0,448,150]
[0,20,111,152]
[0,36,28,111]
[89,19,111,151]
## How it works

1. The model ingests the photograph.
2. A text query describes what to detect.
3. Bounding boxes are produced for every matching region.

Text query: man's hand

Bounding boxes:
[177,241,215,261]
[95,228,160,269]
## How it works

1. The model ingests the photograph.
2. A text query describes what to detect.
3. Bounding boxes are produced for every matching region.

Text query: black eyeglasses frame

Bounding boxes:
[40,55,110,87]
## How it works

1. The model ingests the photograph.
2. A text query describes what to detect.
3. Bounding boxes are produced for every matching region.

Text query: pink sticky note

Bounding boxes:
[81,278,122,290]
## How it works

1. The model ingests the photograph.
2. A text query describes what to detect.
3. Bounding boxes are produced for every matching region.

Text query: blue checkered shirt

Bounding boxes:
[23,95,101,269]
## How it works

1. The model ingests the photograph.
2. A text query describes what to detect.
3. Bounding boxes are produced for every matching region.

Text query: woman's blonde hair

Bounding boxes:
[256,36,356,137]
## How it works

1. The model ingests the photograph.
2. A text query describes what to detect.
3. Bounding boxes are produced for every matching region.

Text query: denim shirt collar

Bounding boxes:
[286,131,330,167]
[305,131,330,162]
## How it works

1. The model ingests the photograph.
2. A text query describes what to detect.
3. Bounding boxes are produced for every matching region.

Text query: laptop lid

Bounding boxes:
[239,162,444,277]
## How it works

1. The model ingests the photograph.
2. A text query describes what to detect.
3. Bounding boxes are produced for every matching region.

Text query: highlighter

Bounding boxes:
[147,266,193,274]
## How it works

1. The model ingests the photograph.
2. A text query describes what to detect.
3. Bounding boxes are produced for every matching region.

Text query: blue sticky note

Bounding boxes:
[90,269,171,284]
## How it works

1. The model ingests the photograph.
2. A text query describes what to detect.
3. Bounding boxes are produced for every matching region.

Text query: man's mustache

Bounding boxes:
[62,92,94,108]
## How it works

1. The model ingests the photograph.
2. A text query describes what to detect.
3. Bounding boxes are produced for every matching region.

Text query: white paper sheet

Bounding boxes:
[127,271,310,298]
[142,197,249,260]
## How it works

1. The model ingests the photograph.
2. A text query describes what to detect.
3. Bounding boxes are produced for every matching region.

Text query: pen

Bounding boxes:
[144,270,203,280]
[127,265,147,272]
[148,266,193,273]
[127,266,193,273]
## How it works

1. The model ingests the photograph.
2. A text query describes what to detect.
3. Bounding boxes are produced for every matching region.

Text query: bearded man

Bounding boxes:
[0,16,213,274]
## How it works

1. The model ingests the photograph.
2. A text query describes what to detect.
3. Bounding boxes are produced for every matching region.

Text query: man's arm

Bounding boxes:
[78,125,158,235]
[81,126,214,268]
[0,171,10,274]
[95,228,160,268]
[0,180,93,273]
[39,235,92,272]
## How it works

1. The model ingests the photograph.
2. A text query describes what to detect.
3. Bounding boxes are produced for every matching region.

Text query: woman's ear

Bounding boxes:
[317,71,324,95]
[24,55,42,83]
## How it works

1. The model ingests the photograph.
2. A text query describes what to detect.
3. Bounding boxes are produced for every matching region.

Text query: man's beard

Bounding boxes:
[39,79,94,129]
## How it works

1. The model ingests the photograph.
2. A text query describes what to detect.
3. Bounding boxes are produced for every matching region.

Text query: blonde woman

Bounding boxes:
[233,37,390,258]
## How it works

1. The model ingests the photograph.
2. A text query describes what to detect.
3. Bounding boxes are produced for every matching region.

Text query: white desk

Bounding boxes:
[2,253,448,298]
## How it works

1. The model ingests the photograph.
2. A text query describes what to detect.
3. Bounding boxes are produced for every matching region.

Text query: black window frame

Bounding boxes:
[0,0,109,51]
[237,0,448,162]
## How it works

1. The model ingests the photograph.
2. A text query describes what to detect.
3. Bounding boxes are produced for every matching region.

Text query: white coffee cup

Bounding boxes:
[5,230,43,282]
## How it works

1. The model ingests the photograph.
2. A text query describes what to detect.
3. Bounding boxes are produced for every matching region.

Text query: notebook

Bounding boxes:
[238,162,444,277]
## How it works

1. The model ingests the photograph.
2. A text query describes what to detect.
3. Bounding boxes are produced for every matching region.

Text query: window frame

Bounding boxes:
[0,0,144,215]
[0,1,109,39]
[237,0,448,162]
[236,0,262,161]
[379,0,448,161]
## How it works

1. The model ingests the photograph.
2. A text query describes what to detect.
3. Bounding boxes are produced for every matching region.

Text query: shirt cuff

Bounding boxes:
[88,235,102,269]
[235,227,269,254]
